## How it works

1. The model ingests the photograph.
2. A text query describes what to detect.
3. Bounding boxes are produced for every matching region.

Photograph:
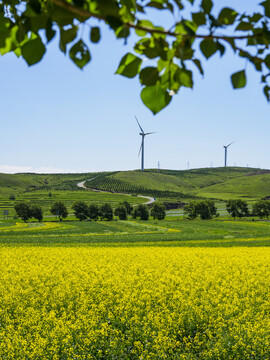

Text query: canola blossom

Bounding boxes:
[0,247,269,359]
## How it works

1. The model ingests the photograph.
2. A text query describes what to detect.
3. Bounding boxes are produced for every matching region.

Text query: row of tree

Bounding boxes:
[184,199,270,220]
[72,201,166,221]
[14,201,166,222]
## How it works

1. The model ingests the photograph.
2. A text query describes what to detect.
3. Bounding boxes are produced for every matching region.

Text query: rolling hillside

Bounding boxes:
[85,167,270,200]
[0,167,270,201]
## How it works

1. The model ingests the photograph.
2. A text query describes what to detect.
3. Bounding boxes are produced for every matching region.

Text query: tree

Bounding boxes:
[184,202,198,220]
[9,194,16,200]
[72,201,89,221]
[114,205,127,220]
[88,204,100,220]
[119,201,133,215]
[100,203,113,221]
[150,202,166,220]
[252,200,270,219]
[226,199,249,219]
[30,205,43,222]
[14,202,31,222]
[1,1,270,114]
[184,200,218,220]
[197,200,217,220]
[133,204,149,220]
[50,201,68,220]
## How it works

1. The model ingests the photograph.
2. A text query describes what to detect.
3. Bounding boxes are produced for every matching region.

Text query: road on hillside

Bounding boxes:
[77,180,155,206]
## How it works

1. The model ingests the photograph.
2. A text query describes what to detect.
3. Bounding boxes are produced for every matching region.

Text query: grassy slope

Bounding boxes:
[1,167,270,204]
[197,172,270,200]
[111,167,269,200]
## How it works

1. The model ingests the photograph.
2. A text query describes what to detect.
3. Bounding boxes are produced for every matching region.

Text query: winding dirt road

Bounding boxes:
[77,180,155,206]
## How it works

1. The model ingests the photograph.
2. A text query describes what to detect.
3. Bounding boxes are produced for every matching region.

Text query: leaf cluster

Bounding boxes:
[1,1,270,113]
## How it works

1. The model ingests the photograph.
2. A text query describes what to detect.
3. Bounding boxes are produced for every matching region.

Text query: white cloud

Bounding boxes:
[0,165,76,174]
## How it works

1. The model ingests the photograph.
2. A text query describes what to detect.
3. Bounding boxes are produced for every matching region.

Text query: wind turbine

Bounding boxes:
[135,116,155,172]
[223,141,235,167]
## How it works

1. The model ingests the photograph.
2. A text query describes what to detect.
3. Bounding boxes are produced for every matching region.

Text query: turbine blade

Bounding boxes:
[138,142,142,156]
[227,141,235,147]
[144,132,155,136]
[135,116,144,133]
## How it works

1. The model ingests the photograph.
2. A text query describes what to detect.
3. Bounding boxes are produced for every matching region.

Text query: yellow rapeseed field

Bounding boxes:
[0,247,269,359]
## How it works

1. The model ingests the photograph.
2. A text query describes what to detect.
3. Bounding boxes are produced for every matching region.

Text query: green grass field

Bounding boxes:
[1,216,270,247]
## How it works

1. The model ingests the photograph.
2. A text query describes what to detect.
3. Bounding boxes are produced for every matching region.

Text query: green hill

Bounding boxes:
[0,167,270,201]
[85,167,270,200]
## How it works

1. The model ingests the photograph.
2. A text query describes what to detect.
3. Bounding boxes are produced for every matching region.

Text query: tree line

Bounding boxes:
[13,201,166,222]
[184,199,270,220]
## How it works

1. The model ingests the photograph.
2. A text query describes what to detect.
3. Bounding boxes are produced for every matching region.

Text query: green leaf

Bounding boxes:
[141,84,171,114]
[0,26,18,55]
[216,41,225,56]
[59,26,78,53]
[201,0,213,13]
[231,70,246,89]
[90,27,100,43]
[193,59,204,75]
[21,36,46,65]
[115,53,142,78]
[135,20,154,36]
[218,7,238,25]
[236,22,253,31]
[260,0,270,17]
[200,39,217,59]
[140,67,159,86]
[263,85,270,101]
[46,22,56,43]
[177,69,193,88]
[69,40,91,69]
[192,12,206,26]
[264,54,270,69]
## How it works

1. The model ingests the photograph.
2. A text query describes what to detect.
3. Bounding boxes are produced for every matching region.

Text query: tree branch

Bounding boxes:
[51,0,261,41]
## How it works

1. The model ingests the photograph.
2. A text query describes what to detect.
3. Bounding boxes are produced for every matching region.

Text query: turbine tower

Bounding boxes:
[223,141,235,167]
[135,116,154,172]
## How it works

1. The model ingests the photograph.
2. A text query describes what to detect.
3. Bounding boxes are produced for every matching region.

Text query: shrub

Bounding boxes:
[151,202,166,220]
[9,194,16,200]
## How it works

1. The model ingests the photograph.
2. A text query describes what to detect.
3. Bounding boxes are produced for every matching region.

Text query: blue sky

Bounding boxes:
[0,0,269,173]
